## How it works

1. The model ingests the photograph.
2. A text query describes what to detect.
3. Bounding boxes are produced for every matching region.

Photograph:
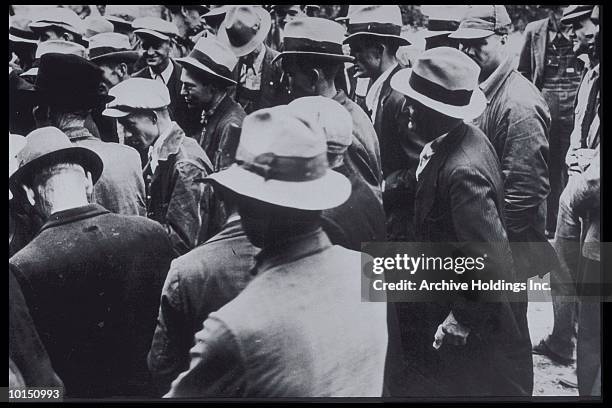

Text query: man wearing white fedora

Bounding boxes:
[166,105,387,397]
[176,36,246,172]
[218,5,285,113]
[343,5,428,242]
[387,47,533,396]
[273,17,383,202]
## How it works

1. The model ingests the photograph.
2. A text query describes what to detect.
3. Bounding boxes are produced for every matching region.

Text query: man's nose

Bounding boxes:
[145,46,157,55]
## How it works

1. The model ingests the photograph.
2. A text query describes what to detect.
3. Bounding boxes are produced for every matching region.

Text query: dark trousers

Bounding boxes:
[541,88,575,235]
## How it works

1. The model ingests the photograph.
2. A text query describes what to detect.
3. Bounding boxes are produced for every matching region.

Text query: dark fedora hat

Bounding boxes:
[34,53,114,109]
[9,126,104,191]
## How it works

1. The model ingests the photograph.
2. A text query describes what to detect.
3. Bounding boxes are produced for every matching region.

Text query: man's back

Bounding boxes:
[167,236,388,397]
[10,205,174,398]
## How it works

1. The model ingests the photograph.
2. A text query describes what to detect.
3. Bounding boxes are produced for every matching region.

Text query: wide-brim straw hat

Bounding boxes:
[217,6,272,57]
[176,36,238,86]
[390,46,487,120]
[88,32,140,63]
[343,5,410,46]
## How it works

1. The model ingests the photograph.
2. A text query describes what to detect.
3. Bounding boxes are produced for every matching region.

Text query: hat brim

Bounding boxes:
[9,146,104,190]
[206,164,351,211]
[422,30,453,39]
[217,8,272,57]
[343,32,411,46]
[34,89,115,108]
[203,6,230,17]
[448,28,494,40]
[560,10,594,24]
[20,67,38,77]
[176,56,237,86]
[390,68,487,120]
[105,17,133,30]
[102,107,130,118]
[9,34,38,44]
[90,50,140,63]
[272,51,354,64]
[134,29,171,41]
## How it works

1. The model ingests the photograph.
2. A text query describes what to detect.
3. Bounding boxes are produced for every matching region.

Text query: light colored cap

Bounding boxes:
[21,40,88,77]
[103,78,171,118]
[132,17,179,41]
[29,7,85,37]
[449,5,511,40]
[83,15,114,39]
[9,133,26,178]
[206,105,351,210]
[288,96,353,155]
[344,5,410,46]
[176,36,238,85]
[390,46,487,120]
[88,32,140,62]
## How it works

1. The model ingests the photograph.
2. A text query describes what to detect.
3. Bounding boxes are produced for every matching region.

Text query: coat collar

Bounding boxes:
[62,125,97,142]
[253,228,332,275]
[155,121,186,162]
[39,204,109,234]
[479,56,514,104]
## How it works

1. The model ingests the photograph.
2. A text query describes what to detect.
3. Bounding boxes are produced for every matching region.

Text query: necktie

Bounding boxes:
[581,75,600,148]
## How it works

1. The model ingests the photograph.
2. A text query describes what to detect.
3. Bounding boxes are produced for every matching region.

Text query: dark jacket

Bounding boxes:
[518,18,550,90]
[143,122,217,256]
[322,163,386,251]
[388,123,533,397]
[64,126,146,217]
[232,45,287,114]
[9,204,174,398]
[134,59,202,139]
[166,230,388,397]
[148,217,258,396]
[9,267,63,388]
[473,57,557,279]
[199,94,246,171]
[333,90,383,200]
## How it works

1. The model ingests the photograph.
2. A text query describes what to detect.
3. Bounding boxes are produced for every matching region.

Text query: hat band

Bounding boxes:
[189,48,233,79]
[89,46,128,59]
[283,37,344,55]
[9,27,38,41]
[409,72,473,107]
[427,19,459,32]
[348,22,401,37]
[240,152,327,182]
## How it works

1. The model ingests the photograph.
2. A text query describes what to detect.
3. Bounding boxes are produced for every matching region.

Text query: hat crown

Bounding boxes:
[88,32,132,52]
[35,40,87,59]
[223,6,265,47]
[17,127,74,168]
[190,36,238,71]
[284,17,346,45]
[413,47,481,92]
[106,77,171,111]
[561,5,595,23]
[349,5,403,27]
[459,5,511,33]
[30,7,84,35]
[36,53,102,90]
[84,16,114,38]
[132,17,179,37]
[236,106,328,164]
[288,97,353,152]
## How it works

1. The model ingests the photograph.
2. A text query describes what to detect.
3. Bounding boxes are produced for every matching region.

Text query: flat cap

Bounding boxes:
[103,78,171,118]
[83,15,114,39]
[29,7,85,37]
[132,17,179,41]
[561,5,595,24]
[449,5,511,40]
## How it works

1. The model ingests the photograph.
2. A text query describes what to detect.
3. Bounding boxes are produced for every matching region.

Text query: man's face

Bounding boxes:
[139,35,171,69]
[183,7,204,35]
[180,69,215,109]
[570,17,599,56]
[459,34,504,82]
[117,112,159,152]
[280,57,316,100]
[98,62,127,92]
[348,41,381,78]
[37,27,74,43]
[276,5,306,28]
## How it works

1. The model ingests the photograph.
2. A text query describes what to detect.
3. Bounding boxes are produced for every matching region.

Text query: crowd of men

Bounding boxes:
[8,4,601,399]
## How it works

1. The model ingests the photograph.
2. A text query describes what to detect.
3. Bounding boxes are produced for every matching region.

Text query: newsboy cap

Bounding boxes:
[83,15,114,40]
[29,7,85,37]
[132,17,179,41]
[103,78,171,118]
[561,5,596,24]
[449,5,512,40]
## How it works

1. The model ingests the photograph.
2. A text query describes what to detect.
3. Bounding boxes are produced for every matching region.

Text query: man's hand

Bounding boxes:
[433,311,471,350]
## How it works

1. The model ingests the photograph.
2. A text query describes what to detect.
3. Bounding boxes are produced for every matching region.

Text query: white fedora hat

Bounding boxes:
[343,5,410,46]
[420,5,465,38]
[272,17,354,63]
[132,17,179,41]
[176,36,238,85]
[206,105,351,210]
[29,7,85,37]
[217,6,271,57]
[88,32,140,63]
[390,46,486,120]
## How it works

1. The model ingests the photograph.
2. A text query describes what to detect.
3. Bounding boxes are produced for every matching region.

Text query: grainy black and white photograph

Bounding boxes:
[8,4,602,402]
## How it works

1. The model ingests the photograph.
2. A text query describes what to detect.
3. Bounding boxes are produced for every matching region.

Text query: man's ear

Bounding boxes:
[118,62,129,78]
[309,68,321,85]
[180,6,189,18]
[23,185,36,207]
[84,171,94,201]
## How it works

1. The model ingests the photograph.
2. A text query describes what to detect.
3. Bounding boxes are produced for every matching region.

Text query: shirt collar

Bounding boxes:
[365,62,399,114]
[62,125,96,142]
[479,57,514,103]
[253,228,332,275]
[248,44,266,73]
[149,60,174,84]
[201,92,230,123]
[39,204,109,234]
